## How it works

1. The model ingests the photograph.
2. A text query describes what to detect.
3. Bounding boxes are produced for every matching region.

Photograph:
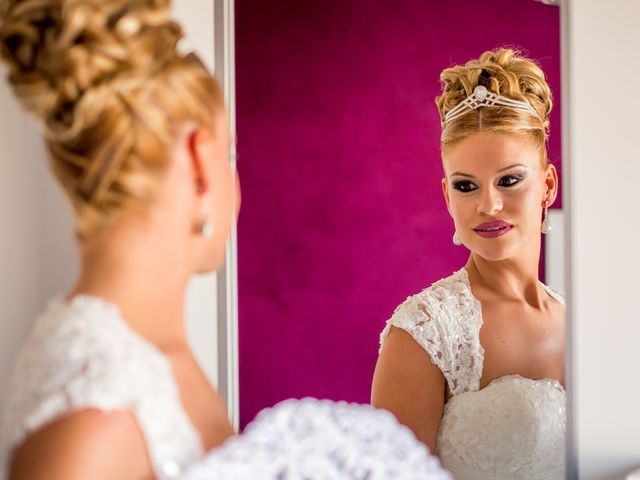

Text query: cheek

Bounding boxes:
[219,165,237,218]
[448,196,473,222]
[506,185,542,220]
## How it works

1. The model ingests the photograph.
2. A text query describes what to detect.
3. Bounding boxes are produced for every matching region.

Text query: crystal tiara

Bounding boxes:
[443,85,539,126]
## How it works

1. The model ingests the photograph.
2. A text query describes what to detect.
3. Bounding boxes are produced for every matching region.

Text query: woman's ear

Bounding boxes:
[544,163,559,207]
[442,177,452,214]
[189,126,216,197]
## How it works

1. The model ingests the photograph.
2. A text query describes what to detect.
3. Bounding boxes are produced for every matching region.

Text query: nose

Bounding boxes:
[477,186,503,216]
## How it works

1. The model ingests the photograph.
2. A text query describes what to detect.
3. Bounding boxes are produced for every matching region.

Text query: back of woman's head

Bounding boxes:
[0,0,224,239]
[436,48,552,163]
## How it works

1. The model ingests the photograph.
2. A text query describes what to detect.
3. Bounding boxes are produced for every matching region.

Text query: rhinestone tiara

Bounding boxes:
[443,85,539,126]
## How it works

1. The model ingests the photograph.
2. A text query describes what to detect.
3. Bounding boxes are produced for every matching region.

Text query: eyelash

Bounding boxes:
[452,175,524,192]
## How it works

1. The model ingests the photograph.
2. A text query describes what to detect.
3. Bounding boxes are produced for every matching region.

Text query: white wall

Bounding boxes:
[0,73,49,395]
[568,1,640,478]
[0,1,220,395]
[546,209,566,293]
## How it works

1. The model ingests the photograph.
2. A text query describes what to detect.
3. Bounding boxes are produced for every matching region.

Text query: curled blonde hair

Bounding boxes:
[0,0,224,239]
[436,48,552,163]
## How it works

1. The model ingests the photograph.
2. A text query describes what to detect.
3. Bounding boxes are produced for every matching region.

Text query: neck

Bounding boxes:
[68,219,192,352]
[464,241,547,309]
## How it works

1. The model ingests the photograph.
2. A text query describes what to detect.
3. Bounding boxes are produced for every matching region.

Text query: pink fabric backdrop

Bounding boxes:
[235,0,561,428]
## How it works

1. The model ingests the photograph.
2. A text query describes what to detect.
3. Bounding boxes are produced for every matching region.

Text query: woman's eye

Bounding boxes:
[498,175,522,187]
[453,181,477,192]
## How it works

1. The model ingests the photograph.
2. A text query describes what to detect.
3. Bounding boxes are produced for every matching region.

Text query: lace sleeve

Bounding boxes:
[379,294,449,373]
[185,398,452,480]
[0,296,202,480]
[378,270,484,396]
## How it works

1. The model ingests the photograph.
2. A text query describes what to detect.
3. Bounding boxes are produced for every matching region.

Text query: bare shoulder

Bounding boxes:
[371,326,446,452]
[9,409,152,480]
[373,326,445,400]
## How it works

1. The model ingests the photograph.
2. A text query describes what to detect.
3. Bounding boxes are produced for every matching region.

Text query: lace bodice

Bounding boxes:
[438,374,565,479]
[185,398,452,480]
[379,268,566,480]
[0,295,203,480]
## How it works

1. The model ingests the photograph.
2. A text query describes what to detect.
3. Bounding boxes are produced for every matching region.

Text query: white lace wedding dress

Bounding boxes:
[0,295,204,480]
[380,268,566,480]
[1,294,452,480]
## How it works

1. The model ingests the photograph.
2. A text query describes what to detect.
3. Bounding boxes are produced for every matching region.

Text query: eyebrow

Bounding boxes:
[450,163,528,178]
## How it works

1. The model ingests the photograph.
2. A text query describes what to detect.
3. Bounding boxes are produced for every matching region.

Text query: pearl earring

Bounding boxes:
[452,231,462,246]
[200,219,214,238]
[541,201,551,234]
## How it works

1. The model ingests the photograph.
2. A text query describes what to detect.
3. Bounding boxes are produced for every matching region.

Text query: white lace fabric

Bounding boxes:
[438,375,565,479]
[185,398,452,480]
[380,269,484,395]
[379,268,567,480]
[0,295,203,480]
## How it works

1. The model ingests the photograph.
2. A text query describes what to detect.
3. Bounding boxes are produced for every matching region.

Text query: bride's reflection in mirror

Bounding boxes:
[371,49,566,480]
[235,1,565,477]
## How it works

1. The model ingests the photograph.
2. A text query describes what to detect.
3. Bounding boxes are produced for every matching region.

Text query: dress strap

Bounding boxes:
[542,283,566,307]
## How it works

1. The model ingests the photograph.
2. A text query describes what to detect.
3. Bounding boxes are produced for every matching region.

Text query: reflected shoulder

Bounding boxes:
[371,325,446,452]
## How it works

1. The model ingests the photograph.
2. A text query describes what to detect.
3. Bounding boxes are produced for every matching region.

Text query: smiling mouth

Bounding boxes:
[473,222,513,238]
[475,225,509,232]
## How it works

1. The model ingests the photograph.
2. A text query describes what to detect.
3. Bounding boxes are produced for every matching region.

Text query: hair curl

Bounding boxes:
[435,48,552,163]
[0,0,224,239]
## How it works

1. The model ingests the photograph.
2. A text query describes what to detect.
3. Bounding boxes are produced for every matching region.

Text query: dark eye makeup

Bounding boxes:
[451,173,526,192]
[452,180,478,192]
[497,174,525,187]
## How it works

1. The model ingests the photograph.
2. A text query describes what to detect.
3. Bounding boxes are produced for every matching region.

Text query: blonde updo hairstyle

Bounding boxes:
[0,0,224,239]
[436,48,552,164]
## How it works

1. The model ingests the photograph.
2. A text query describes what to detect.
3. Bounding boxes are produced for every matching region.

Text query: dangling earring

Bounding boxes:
[541,201,551,234]
[200,218,214,238]
[452,231,462,246]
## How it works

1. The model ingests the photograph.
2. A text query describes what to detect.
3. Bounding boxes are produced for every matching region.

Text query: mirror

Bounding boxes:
[234,0,566,478]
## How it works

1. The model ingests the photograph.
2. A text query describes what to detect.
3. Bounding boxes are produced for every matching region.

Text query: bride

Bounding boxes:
[0,1,450,479]
[371,48,566,480]
[0,0,238,477]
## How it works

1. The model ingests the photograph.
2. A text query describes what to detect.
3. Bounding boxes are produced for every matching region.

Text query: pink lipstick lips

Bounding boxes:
[473,221,513,238]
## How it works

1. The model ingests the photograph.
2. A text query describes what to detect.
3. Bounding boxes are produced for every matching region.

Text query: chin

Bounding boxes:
[468,240,521,262]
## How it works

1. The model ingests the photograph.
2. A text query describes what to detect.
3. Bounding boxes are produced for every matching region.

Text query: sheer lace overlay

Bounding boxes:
[185,398,453,480]
[379,268,567,480]
[380,269,484,395]
[0,295,203,480]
